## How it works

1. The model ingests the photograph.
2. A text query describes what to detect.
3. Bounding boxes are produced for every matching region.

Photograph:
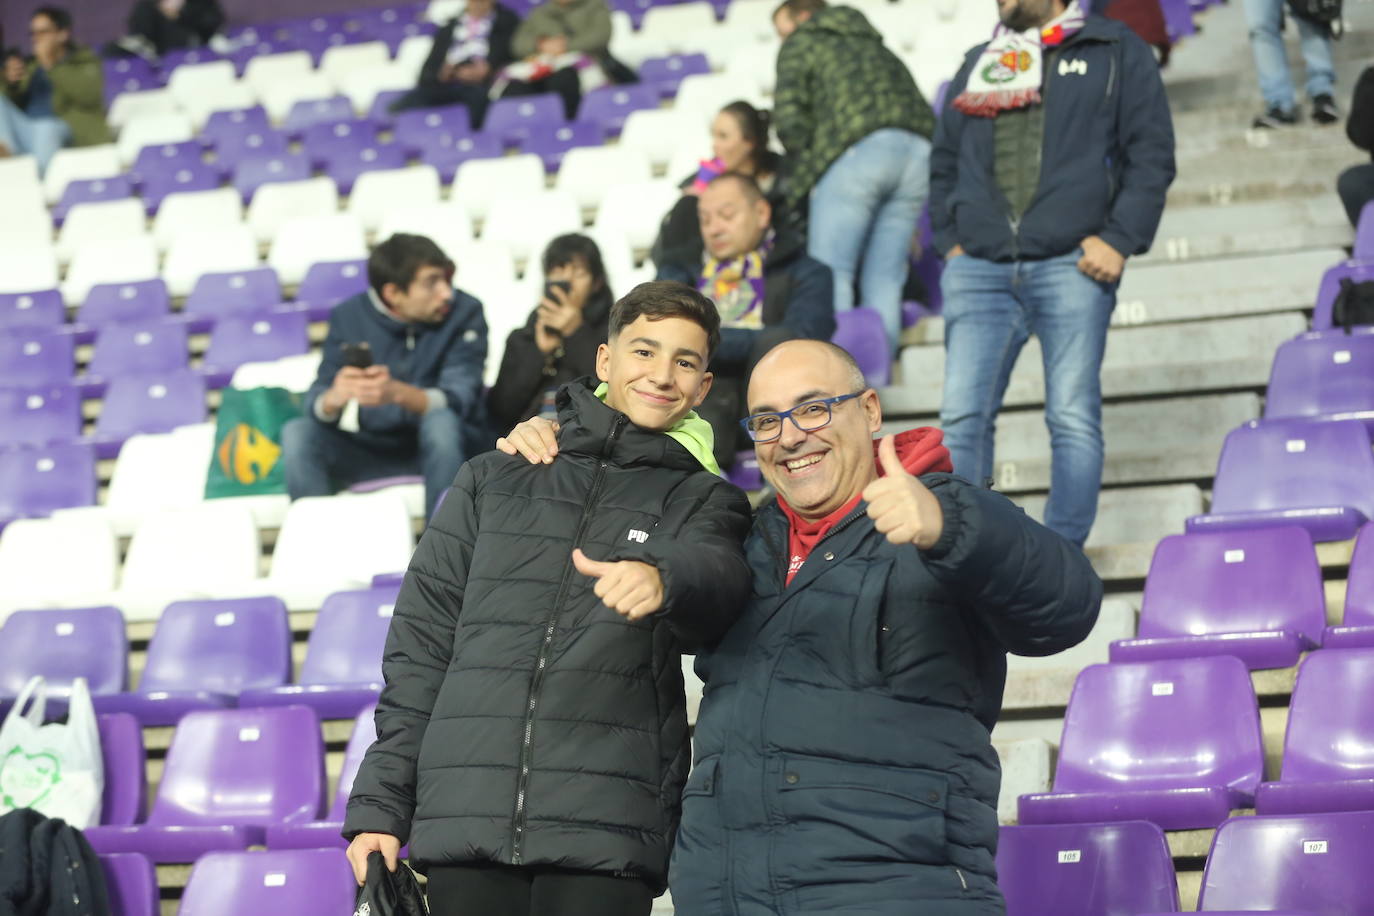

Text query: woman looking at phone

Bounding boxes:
[487,234,614,430]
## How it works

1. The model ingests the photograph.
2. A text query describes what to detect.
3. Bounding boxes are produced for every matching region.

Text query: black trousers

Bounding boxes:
[425,862,654,916]
[1338,163,1374,227]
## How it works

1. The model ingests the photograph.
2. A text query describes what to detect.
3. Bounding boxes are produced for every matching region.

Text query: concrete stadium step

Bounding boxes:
[1004,598,1136,712]
[1022,483,1203,553]
[1136,197,1351,264]
[882,392,1257,494]
[1169,146,1359,207]
[885,312,1304,416]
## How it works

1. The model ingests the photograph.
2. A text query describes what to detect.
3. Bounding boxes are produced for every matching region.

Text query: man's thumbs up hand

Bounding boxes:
[572,548,665,620]
[862,435,945,549]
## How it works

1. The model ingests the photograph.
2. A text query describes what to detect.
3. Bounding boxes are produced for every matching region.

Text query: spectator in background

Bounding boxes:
[391,0,520,127]
[652,101,785,270]
[283,234,488,518]
[0,6,109,173]
[930,0,1175,547]
[772,0,934,351]
[1338,66,1374,226]
[125,0,225,58]
[488,233,614,430]
[658,172,834,470]
[1244,0,1339,127]
[502,0,616,120]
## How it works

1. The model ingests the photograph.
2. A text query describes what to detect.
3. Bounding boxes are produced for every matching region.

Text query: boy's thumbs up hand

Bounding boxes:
[861,435,944,549]
[572,548,664,619]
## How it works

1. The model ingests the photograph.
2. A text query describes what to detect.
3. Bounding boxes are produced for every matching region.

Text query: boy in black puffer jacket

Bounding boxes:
[343,281,752,916]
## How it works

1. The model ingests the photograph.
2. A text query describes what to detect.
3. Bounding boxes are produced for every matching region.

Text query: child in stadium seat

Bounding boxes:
[343,281,751,916]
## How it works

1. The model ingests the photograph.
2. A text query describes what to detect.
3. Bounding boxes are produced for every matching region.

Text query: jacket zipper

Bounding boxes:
[509,413,627,864]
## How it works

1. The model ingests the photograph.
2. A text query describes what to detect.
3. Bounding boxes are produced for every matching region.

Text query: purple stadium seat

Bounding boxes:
[184,267,285,328]
[373,18,437,53]
[0,605,127,703]
[0,290,64,331]
[420,131,505,183]
[1160,0,1197,40]
[638,53,711,98]
[322,142,409,195]
[726,450,763,491]
[1355,201,1374,261]
[232,151,312,202]
[366,90,409,126]
[105,73,160,107]
[179,848,356,914]
[1185,418,1374,543]
[1109,527,1325,669]
[0,327,74,385]
[579,84,660,135]
[140,161,223,214]
[93,597,292,727]
[997,821,1180,916]
[301,118,381,168]
[213,126,292,173]
[84,705,326,863]
[201,106,273,152]
[1325,523,1374,648]
[90,369,208,459]
[1018,656,1264,831]
[129,140,207,184]
[81,318,190,397]
[1193,811,1373,914]
[283,96,356,136]
[830,307,891,387]
[0,384,82,449]
[104,59,160,105]
[295,259,368,315]
[227,41,288,75]
[99,713,148,826]
[265,705,376,849]
[53,175,135,224]
[393,104,473,157]
[74,279,172,333]
[1312,259,1374,332]
[200,310,311,388]
[0,442,98,527]
[240,587,398,719]
[370,571,405,589]
[1264,328,1374,431]
[484,93,567,146]
[521,121,605,172]
[1255,648,1374,815]
[160,47,222,71]
[99,853,159,916]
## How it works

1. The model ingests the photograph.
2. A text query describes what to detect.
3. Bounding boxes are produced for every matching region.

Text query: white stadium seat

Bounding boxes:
[152,187,245,251]
[259,73,339,123]
[43,144,121,205]
[594,180,682,251]
[107,88,179,130]
[721,0,777,42]
[0,155,45,212]
[0,515,118,620]
[163,225,262,297]
[452,154,546,221]
[338,63,416,117]
[376,201,475,257]
[394,34,437,80]
[61,236,161,306]
[319,41,392,88]
[182,81,259,130]
[640,2,720,50]
[230,351,323,393]
[56,199,150,265]
[555,146,653,211]
[267,213,368,285]
[619,109,704,169]
[675,72,750,126]
[481,190,583,262]
[247,176,340,244]
[243,51,315,98]
[0,243,60,294]
[116,111,196,167]
[0,204,53,250]
[348,165,443,233]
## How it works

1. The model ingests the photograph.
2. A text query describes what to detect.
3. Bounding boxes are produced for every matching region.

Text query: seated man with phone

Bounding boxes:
[283,233,489,517]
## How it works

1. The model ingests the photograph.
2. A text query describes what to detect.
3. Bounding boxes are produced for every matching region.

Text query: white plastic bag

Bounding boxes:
[0,676,104,828]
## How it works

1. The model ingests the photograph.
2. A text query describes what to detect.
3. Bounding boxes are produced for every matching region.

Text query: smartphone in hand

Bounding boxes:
[341,342,374,369]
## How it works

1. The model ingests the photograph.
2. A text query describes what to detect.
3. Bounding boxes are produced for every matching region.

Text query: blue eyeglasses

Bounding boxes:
[739,392,866,443]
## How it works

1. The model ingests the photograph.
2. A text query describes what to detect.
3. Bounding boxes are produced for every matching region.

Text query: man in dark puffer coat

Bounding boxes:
[343,282,753,916]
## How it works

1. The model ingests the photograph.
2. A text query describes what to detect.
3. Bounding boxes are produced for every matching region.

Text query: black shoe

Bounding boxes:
[1252,105,1299,129]
[1313,94,1341,125]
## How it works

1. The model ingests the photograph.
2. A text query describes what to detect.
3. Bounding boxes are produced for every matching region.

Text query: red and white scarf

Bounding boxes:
[952,1,1087,119]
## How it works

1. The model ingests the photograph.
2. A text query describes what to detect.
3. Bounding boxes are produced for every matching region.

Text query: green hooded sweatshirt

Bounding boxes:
[7,44,111,148]
[774,5,934,208]
[594,382,721,476]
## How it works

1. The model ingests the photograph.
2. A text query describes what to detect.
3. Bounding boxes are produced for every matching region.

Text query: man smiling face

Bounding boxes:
[747,340,882,519]
[598,314,713,432]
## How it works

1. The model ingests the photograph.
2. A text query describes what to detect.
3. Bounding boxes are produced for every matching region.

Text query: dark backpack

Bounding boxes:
[0,808,110,916]
[353,853,427,916]
[1331,277,1374,334]
[1287,0,1343,37]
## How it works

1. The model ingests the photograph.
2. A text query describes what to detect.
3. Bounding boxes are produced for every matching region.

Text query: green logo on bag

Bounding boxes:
[0,748,62,810]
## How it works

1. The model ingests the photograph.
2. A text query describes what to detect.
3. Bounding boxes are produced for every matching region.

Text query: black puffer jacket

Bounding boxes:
[343,380,753,890]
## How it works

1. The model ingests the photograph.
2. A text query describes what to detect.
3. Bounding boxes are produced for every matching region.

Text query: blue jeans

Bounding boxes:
[808,128,932,350]
[1243,0,1335,110]
[282,408,466,519]
[938,251,1116,546]
[0,96,70,175]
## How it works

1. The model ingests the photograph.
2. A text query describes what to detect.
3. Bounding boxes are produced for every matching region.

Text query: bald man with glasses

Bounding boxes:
[499,338,1102,914]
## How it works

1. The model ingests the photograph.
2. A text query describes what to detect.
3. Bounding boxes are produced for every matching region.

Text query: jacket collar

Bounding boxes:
[555,378,704,473]
[1063,14,1122,46]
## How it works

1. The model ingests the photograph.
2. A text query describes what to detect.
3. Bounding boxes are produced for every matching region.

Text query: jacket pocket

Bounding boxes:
[847,557,894,687]
[773,755,951,873]
[682,754,720,799]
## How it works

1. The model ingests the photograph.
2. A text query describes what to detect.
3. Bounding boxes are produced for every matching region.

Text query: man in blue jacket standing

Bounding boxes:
[930,0,1175,546]
[284,233,488,517]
